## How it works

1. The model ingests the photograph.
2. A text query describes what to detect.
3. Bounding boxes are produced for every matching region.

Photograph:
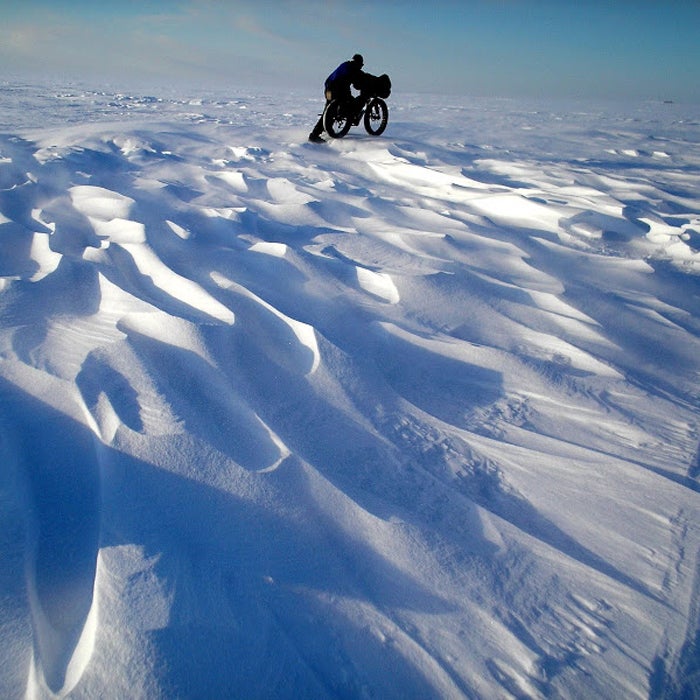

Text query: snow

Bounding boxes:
[1,80,700,699]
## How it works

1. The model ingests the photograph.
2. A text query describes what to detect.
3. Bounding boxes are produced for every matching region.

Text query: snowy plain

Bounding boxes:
[1,80,700,699]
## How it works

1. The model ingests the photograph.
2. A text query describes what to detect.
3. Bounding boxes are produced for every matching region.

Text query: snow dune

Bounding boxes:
[1,83,700,698]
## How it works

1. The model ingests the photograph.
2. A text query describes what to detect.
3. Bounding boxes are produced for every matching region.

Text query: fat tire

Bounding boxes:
[364,97,388,136]
[323,100,352,139]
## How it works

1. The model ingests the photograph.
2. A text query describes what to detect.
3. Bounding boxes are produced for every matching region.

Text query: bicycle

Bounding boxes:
[322,73,391,139]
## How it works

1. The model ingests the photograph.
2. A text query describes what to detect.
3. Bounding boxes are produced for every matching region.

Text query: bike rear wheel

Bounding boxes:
[323,100,352,138]
[364,97,388,136]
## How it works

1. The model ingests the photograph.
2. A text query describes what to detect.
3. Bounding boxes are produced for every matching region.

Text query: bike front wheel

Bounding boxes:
[364,97,388,136]
[323,100,352,138]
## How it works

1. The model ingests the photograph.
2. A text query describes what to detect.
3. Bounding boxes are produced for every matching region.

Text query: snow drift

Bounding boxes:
[1,83,700,698]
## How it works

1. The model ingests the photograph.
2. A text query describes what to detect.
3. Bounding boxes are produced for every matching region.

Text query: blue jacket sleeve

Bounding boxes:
[325,61,352,89]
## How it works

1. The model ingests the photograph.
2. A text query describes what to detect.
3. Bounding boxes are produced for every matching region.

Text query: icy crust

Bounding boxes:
[1,88,700,698]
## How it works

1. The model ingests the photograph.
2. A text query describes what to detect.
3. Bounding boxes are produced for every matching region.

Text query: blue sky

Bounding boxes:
[1,0,699,101]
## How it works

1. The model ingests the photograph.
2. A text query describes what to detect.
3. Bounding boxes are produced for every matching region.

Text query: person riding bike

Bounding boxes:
[309,53,367,143]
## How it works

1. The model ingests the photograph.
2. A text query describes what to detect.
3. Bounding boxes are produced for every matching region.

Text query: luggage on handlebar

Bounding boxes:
[375,74,391,98]
[355,73,391,99]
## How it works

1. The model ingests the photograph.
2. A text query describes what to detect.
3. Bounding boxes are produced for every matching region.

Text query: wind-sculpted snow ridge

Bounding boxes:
[1,86,700,699]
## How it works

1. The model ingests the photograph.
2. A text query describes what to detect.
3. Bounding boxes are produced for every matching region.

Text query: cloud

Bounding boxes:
[0,19,92,76]
[3,0,696,99]
[234,14,280,42]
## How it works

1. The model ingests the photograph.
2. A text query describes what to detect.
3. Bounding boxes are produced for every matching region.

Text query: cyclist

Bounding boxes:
[309,53,366,143]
